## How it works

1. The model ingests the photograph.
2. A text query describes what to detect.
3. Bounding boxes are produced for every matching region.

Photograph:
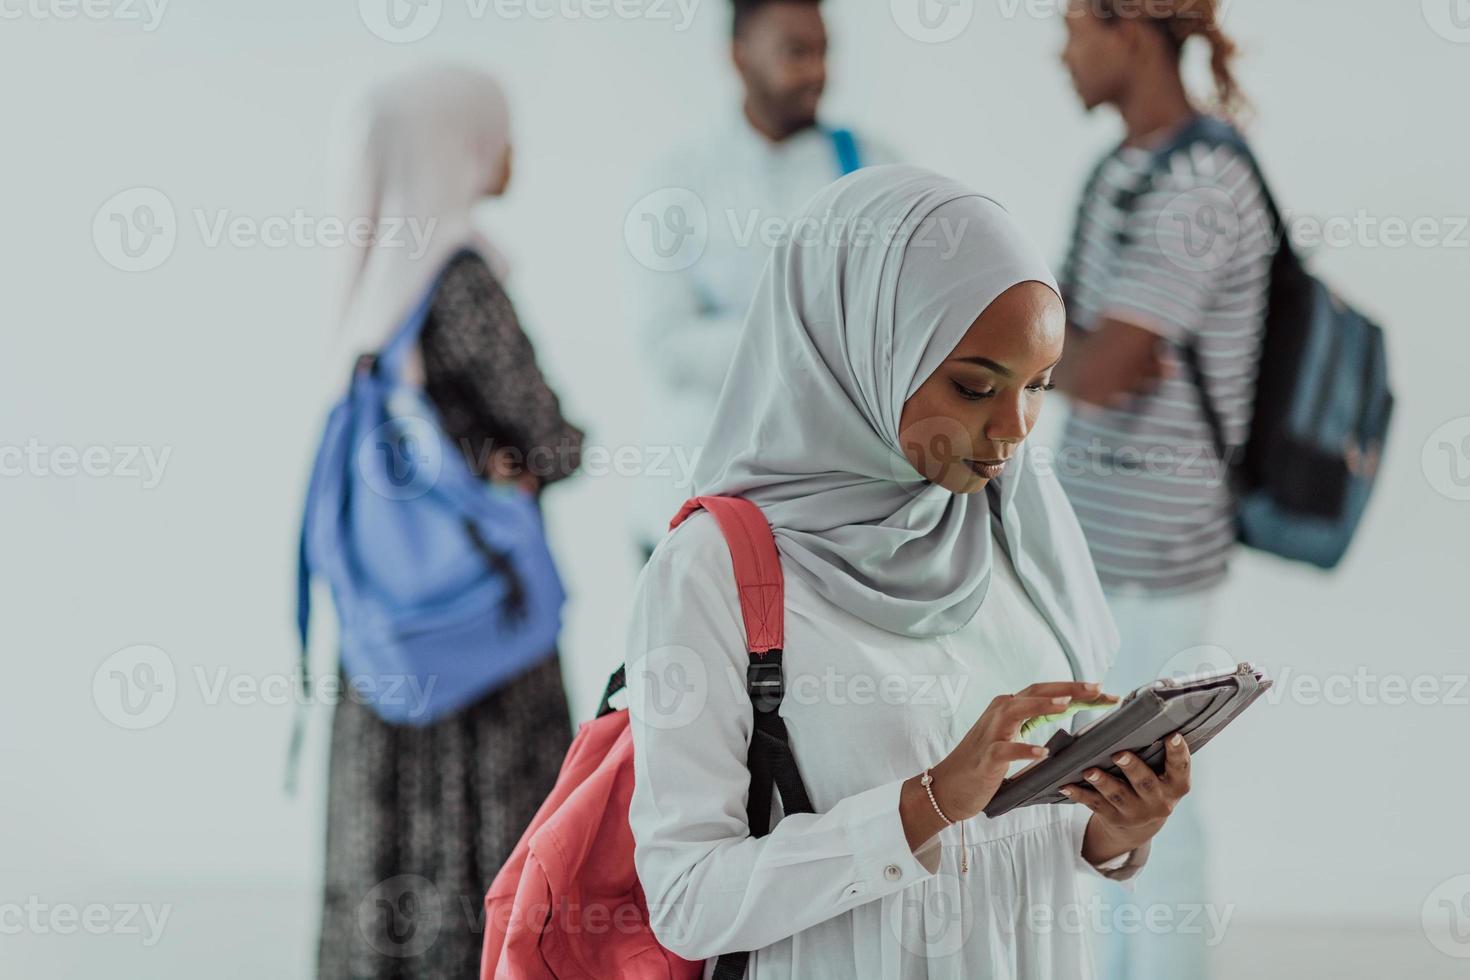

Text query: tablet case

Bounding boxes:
[983,663,1272,819]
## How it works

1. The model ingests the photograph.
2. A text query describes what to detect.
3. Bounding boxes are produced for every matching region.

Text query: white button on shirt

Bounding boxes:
[628,512,1148,979]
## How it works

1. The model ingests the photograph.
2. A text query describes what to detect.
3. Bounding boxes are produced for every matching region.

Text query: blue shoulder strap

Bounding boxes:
[828,127,862,176]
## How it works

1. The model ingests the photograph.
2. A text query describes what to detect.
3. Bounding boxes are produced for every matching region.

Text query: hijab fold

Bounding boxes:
[690,165,1118,677]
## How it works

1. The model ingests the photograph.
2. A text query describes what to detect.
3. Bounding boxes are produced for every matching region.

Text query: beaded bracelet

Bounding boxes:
[920,768,966,873]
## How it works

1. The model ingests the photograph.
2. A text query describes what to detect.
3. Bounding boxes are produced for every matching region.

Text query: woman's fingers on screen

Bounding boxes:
[989,695,1075,734]
[982,694,1061,721]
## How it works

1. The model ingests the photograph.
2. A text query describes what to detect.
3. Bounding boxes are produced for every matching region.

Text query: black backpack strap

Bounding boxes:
[463,518,530,626]
[742,649,814,832]
[595,664,626,718]
[1109,116,1286,475]
[598,645,809,980]
[711,647,811,980]
[1178,342,1232,468]
[710,947,751,978]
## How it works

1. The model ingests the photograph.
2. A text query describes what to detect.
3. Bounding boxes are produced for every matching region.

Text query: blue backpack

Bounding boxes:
[295,251,566,744]
[1111,116,1395,570]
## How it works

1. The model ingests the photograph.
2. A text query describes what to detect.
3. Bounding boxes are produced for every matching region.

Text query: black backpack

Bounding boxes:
[1079,115,1394,571]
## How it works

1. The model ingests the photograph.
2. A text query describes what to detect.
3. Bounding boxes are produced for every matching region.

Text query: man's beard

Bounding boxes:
[753,84,822,139]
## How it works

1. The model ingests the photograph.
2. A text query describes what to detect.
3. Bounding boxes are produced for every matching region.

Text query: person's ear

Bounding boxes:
[1119,17,1164,61]
[1110,17,1136,53]
[731,38,749,80]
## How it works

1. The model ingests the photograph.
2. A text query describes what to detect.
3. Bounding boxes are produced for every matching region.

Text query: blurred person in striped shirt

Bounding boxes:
[1053,2,1275,978]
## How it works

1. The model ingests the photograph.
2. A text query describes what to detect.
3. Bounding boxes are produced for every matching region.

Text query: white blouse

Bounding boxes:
[627,512,1147,979]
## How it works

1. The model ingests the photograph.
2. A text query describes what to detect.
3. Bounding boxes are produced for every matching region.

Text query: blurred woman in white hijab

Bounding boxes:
[317,65,583,980]
[627,165,1197,978]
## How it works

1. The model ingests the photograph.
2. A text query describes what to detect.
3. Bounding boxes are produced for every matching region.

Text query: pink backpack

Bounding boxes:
[480,496,812,980]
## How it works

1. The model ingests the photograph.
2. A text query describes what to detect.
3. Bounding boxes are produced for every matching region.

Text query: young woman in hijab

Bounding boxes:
[317,66,583,980]
[626,165,1195,978]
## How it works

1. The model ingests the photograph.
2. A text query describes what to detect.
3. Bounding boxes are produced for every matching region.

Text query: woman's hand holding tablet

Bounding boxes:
[1063,734,1193,866]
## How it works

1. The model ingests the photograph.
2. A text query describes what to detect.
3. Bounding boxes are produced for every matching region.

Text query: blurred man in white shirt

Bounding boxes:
[625,0,898,558]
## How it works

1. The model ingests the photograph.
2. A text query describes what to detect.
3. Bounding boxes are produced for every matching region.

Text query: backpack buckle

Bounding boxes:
[747,653,784,714]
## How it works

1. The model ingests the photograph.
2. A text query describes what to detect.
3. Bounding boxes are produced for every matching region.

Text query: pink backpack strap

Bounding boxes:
[670,496,784,655]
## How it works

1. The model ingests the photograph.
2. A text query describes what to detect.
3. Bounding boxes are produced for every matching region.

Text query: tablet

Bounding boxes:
[982,663,1272,819]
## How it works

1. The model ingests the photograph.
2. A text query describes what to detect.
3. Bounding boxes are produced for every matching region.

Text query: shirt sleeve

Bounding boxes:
[420,254,584,484]
[1098,144,1272,346]
[1067,802,1151,892]
[627,519,940,962]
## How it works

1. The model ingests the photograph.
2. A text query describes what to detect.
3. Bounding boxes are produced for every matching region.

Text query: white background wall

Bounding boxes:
[3,1,1468,976]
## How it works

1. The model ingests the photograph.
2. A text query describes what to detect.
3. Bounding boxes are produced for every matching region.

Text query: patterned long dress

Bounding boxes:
[317,252,583,980]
